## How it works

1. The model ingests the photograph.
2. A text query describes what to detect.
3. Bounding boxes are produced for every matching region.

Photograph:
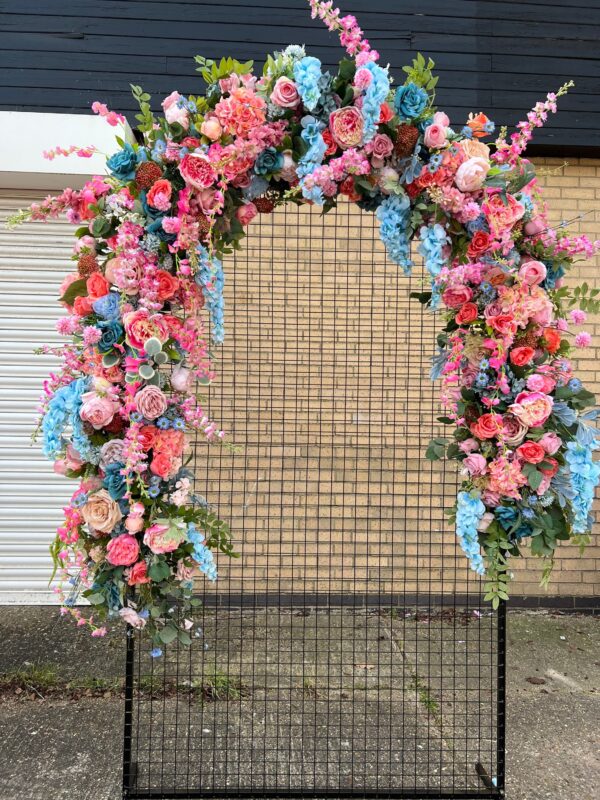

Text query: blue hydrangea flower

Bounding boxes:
[565,441,600,533]
[42,377,98,464]
[296,115,327,203]
[376,193,413,274]
[418,223,450,286]
[195,245,225,345]
[455,491,486,574]
[93,292,120,321]
[187,523,218,582]
[360,62,390,143]
[394,82,428,121]
[293,56,323,112]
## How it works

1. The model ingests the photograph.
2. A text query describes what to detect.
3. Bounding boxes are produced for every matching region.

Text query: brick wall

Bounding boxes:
[195,160,599,601]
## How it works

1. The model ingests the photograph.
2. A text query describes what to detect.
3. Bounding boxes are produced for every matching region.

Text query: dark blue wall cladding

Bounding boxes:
[0,0,598,154]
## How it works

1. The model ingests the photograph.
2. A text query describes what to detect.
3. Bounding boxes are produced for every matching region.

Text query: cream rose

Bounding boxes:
[81,489,123,534]
[455,157,489,193]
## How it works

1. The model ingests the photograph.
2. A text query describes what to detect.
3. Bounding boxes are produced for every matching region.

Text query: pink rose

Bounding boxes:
[146,179,172,212]
[367,133,393,166]
[155,269,179,301]
[270,76,301,108]
[501,414,527,446]
[423,123,447,149]
[463,453,487,476]
[200,117,223,141]
[526,373,555,394]
[329,106,364,149]
[99,438,125,468]
[79,391,119,430]
[106,534,140,566]
[454,157,489,193]
[432,111,450,128]
[126,560,150,586]
[134,385,168,420]
[509,391,553,428]
[196,187,220,215]
[442,285,473,308]
[122,308,169,350]
[179,153,217,189]
[162,90,189,129]
[150,452,177,479]
[143,519,186,554]
[458,438,479,453]
[518,259,547,286]
[539,432,562,455]
[236,202,258,226]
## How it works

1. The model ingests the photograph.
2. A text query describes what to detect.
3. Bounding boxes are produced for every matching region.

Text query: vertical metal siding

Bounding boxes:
[0,189,72,602]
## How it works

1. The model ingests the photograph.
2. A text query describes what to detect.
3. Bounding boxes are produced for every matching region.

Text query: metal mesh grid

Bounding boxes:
[123,203,504,799]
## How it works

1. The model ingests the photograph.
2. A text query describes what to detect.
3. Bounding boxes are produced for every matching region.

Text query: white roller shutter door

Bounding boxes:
[0,189,73,602]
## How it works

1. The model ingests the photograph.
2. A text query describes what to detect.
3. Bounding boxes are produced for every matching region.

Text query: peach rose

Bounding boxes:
[516,441,546,464]
[86,272,110,300]
[200,117,223,141]
[470,412,504,440]
[459,139,490,160]
[134,385,168,420]
[81,489,123,534]
[150,452,177,479]
[455,157,489,193]
[106,533,140,566]
[270,76,300,108]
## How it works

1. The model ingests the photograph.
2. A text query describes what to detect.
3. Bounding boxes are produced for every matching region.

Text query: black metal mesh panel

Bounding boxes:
[123,203,504,799]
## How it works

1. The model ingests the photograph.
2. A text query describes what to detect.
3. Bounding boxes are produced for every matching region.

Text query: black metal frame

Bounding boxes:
[121,205,506,800]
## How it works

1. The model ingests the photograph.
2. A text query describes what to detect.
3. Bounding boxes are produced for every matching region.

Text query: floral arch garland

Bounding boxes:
[11,0,600,652]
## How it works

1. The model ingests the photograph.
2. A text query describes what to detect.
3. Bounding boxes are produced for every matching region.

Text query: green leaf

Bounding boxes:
[60,277,88,305]
[159,625,178,644]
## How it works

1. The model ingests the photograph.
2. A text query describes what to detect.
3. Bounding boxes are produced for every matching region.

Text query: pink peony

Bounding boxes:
[162,90,189,129]
[329,106,364,149]
[482,192,525,238]
[423,123,447,149]
[79,391,119,430]
[509,391,553,427]
[270,76,301,108]
[432,111,450,128]
[454,157,488,193]
[134,385,168,420]
[106,534,140,566]
[178,153,217,189]
[123,308,169,350]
